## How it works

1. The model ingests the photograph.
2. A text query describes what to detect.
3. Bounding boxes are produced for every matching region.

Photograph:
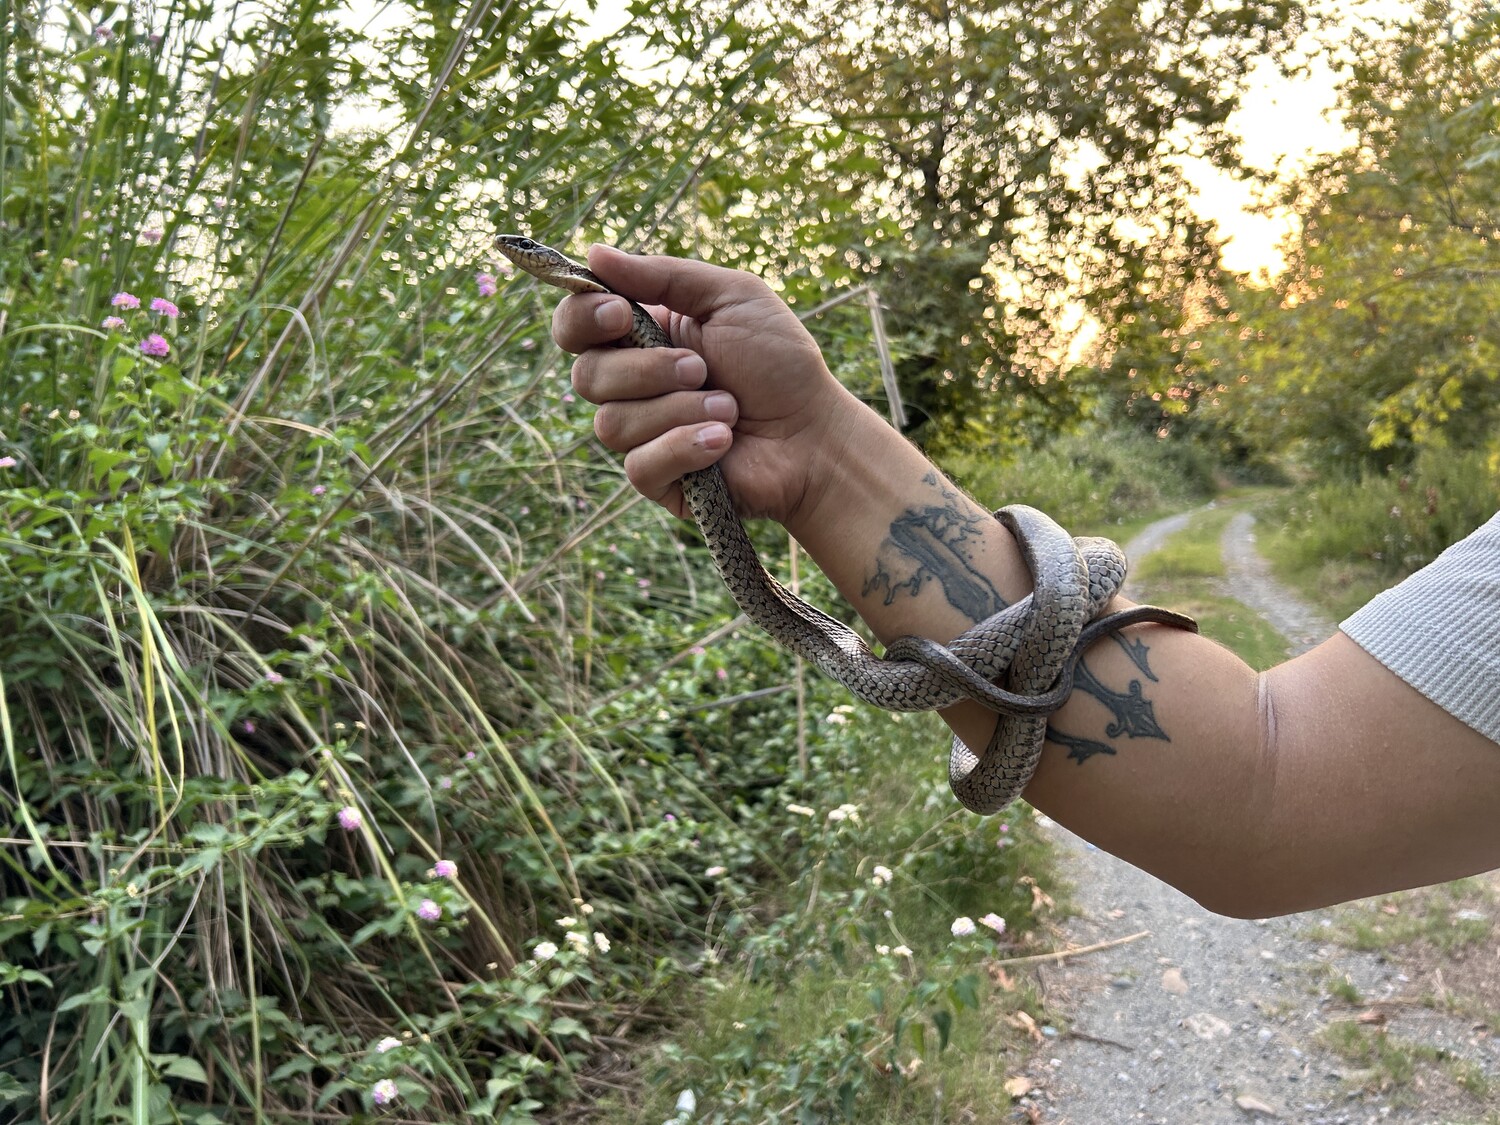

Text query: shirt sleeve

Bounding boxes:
[1340,511,1500,745]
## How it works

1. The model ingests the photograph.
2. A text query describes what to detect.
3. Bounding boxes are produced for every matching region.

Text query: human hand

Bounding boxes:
[549,245,857,524]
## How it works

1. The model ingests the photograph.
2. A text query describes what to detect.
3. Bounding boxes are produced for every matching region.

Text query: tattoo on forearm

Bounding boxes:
[862,472,1005,620]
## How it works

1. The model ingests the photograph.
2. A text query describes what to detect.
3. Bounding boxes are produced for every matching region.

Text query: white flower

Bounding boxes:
[705,865,727,877]
[565,930,590,953]
[533,941,558,961]
[871,864,893,887]
[825,712,848,725]
[826,802,860,824]
[875,944,891,956]
[674,1089,697,1115]
[579,902,595,915]
[556,915,578,928]
[375,1035,401,1053]
[951,916,977,936]
[979,912,1006,935]
[785,803,815,817]
[893,945,912,958]
[592,931,610,953]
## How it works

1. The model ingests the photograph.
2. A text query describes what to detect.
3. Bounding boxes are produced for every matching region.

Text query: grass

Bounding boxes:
[1128,502,1290,672]
[1316,879,1494,955]
[589,707,1064,1122]
[1320,1020,1494,1113]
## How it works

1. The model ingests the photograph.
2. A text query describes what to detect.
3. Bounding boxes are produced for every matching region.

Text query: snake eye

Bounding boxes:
[517,238,536,250]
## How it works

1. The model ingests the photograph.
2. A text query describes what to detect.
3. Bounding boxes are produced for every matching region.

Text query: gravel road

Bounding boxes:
[1012,506,1498,1124]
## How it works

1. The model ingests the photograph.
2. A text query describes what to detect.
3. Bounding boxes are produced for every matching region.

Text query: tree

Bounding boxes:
[658,0,1306,448]
[1210,0,1500,472]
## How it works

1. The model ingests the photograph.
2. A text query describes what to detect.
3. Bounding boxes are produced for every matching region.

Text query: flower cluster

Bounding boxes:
[105,290,182,359]
[951,912,1007,938]
[531,911,610,962]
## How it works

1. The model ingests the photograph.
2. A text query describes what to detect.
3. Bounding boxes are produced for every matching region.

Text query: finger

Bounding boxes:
[572,347,707,405]
[586,244,772,320]
[551,291,660,354]
[594,389,738,454]
[622,422,733,510]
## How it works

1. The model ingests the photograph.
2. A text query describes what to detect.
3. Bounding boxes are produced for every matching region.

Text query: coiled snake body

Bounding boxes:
[494,234,1198,813]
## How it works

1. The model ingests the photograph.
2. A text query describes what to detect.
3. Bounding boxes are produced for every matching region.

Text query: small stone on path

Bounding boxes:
[1235,1092,1281,1117]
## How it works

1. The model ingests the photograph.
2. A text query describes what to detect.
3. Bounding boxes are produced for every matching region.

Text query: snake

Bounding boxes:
[493,233,1199,813]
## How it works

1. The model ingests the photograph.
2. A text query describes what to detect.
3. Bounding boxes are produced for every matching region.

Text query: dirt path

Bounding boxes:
[1012,506,1499,1125]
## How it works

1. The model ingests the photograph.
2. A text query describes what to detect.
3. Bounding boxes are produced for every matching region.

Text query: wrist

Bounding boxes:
[782,389,894,539]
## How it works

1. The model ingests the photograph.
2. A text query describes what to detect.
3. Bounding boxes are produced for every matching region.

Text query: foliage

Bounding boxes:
[659,0,1308,449]
[943,425,1219,535]
[1261,448,1500,617]
[1203,0,1500,474]
[0,2,1078,1120]
[599,710,1057,1123]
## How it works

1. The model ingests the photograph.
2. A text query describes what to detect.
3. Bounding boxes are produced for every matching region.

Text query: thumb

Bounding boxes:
[586,244,769,320]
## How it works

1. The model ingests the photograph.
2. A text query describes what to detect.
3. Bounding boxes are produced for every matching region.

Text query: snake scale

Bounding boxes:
[494,234,1199,814]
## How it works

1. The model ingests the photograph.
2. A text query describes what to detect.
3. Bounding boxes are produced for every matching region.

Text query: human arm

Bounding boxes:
[550,245,1500,918]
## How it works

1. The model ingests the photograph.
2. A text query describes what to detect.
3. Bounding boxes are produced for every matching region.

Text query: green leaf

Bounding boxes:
[56,985,109,1012]
[155,1055,209,1083]
[931,1008,952,1052]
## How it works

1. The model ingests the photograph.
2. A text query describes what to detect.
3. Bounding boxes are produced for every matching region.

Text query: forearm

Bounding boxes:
[783,394,1500,917]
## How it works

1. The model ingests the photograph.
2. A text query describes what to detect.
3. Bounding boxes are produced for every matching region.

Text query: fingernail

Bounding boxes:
[703,392,736,422]
[675,354,707,388]
[594,299,630,334]
[695,424,730,450]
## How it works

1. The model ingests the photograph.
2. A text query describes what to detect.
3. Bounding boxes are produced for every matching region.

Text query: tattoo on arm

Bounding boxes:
[1048,636,1171,765]
[862,472,1006,620]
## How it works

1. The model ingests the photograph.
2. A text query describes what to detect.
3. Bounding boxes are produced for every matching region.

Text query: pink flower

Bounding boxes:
[429,859,458,879]
[264,671,283,685]
[371,1078,399,1106]
[241,720,256,735]
[139,229,163,244]
[111,291,140,309]
[93,24,112,39]
[416,898,441,922]
[978,912,1006,935]
[149,297,179,317]
[0,457,16,469]
[102,316,125,330]
[637,578,651,589]
[715,668,728,681]
[337,806,362,831]
[310,484,326,496]
[476,272,498,297]
[463,750,476,761]
[950,916,977,937]
[139,334,170,357]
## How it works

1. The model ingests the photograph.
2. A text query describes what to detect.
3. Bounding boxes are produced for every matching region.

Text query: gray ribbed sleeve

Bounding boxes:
[1340,511,1500,744]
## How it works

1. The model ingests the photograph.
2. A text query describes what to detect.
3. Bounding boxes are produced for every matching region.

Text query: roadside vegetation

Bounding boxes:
[1,0,1497,1122]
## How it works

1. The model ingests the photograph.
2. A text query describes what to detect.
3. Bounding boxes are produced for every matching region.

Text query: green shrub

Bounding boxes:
[943,426,1219,534]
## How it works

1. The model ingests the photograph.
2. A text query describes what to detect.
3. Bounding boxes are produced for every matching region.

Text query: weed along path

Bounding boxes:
[1007,504,1500,1125]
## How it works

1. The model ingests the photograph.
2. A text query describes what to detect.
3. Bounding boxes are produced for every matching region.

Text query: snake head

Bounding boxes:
[493,233,605,294]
